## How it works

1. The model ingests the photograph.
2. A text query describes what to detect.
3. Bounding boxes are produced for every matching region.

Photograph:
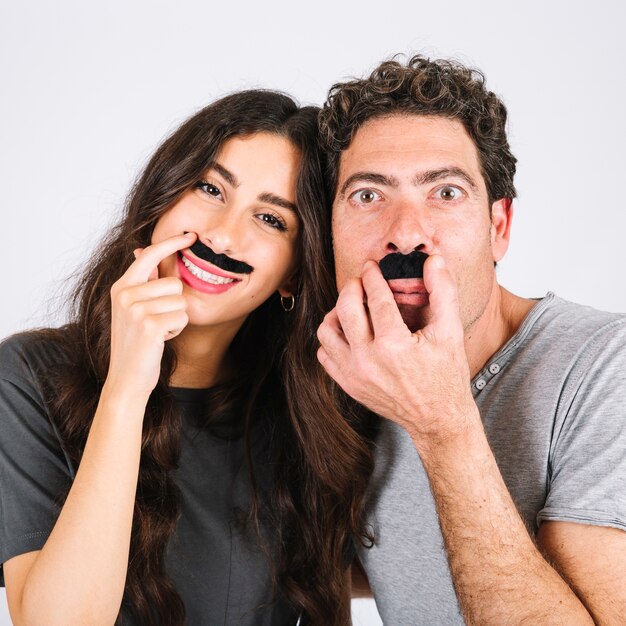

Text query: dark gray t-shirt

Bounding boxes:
[358,293,626,624]
[0,333,298,625]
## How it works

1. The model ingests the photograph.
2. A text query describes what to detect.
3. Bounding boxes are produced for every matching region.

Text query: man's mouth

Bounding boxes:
[388,278,429,307]
[387,277,427,293]
[379,250,428,280]
[378,251,430,308]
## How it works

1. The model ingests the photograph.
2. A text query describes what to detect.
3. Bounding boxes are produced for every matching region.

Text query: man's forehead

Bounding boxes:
[338,113,479,173]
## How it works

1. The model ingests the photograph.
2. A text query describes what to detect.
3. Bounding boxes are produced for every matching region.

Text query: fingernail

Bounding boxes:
[184,231,195,238]
[432,255,445,269]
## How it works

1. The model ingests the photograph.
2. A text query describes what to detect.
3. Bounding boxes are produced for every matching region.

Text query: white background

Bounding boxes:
[1,1,624,624]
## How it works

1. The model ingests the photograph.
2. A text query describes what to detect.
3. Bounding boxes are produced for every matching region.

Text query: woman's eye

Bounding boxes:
[435,185,463,201]
[195,181,223,199]
[350,189,381,204]
[258,213,287,232]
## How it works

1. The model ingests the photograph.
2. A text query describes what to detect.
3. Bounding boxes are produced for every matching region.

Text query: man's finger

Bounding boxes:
[124,232,196,285]
[317,309,352,382]
[335,278,373,347]
[361,261,406,338]
[422,255,463,341]
[317,308,353,362]
[317,345,349,391]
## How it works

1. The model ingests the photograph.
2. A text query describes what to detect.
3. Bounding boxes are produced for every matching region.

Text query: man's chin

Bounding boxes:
[397,303,430,333]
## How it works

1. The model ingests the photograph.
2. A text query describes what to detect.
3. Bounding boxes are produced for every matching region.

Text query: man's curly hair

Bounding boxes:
[319,54,517,206]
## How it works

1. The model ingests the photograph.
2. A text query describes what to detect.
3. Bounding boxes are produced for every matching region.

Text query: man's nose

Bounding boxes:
[384,198,430,254]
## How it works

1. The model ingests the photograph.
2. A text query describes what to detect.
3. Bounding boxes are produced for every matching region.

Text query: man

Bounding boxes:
[317,56,626,624]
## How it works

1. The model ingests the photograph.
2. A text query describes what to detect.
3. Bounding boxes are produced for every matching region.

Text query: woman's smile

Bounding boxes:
[177,252,241,294]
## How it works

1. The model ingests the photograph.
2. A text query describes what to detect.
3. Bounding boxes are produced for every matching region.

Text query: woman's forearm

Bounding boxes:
[16,384,148,626]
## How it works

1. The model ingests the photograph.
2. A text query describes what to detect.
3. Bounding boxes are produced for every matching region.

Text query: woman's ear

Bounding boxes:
[278,269,298,299]
[278,285,296,312]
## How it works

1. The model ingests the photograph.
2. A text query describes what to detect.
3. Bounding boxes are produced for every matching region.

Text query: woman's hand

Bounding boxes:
[4,232,197,626]
[106,232,196,397]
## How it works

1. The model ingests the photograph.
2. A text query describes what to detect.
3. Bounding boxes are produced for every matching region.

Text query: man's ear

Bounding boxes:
[491,198,513,263]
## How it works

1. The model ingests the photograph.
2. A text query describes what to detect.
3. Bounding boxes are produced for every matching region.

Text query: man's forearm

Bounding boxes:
[415,412,593,626]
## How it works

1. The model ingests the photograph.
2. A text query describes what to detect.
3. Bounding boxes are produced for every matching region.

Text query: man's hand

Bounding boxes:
[318,255,596,625]
[317,255,477,447]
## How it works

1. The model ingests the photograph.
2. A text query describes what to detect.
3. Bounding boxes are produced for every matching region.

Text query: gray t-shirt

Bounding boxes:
[0,332,298,625]
[359,293,626,624]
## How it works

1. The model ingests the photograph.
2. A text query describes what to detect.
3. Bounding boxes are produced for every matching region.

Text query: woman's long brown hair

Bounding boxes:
[34,91,375,625]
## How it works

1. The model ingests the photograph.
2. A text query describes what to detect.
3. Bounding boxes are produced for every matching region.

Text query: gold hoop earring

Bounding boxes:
[280,295,295,312]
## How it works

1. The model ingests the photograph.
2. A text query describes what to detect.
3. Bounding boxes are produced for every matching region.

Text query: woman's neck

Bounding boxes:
[168,323,240,389]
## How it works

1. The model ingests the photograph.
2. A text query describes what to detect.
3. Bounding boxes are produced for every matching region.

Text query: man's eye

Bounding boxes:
[195,181,223,199]
[435,185,463,201]
[350,189,381,204]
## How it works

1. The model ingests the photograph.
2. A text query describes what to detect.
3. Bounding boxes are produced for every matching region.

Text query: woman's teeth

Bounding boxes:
[181,255,237,285]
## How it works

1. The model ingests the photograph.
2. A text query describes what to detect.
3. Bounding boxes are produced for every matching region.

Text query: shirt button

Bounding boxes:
[476,379,486,390]
[489,363,501,374]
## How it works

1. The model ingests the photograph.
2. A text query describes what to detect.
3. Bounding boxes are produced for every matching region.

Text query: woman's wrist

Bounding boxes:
[99,379,152,416]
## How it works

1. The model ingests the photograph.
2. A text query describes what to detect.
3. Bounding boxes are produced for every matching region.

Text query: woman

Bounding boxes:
[0,91,373,625]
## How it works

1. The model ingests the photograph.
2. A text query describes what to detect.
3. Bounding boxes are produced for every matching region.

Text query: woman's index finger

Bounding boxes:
[124,232,196,284]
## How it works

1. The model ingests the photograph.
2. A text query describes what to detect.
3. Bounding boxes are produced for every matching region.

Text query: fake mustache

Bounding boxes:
[378,250,429,280]
[187,237,254,275]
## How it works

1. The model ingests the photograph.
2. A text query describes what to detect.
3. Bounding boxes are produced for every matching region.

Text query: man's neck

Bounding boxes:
[464,284,537,378]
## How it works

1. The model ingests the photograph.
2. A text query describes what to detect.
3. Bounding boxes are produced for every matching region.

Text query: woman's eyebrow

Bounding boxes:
[205,164,297,212]
[210,162,239,188]
[258,192,297,213]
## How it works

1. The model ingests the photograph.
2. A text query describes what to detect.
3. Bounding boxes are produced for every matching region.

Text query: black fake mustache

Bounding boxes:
[187,237,254,275]
[379,250,429,280]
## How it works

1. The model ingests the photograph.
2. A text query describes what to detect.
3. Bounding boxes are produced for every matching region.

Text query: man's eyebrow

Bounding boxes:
[414,167,478,190]
[209,162,239,188]
[258,192,298,213]
[338,172,400,198]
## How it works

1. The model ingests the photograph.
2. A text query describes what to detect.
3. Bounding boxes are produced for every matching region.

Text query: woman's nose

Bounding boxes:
[199,211,243,256]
